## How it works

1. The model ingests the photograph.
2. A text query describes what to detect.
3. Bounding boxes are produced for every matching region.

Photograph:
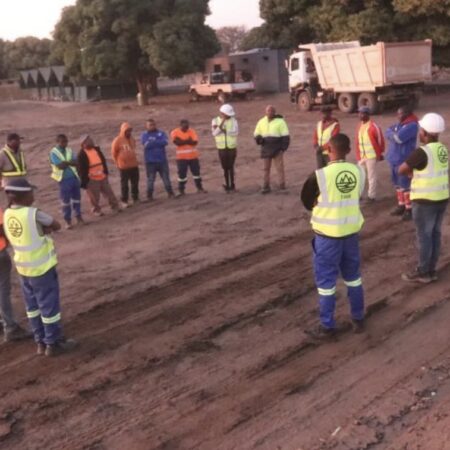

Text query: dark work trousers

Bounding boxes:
[146,161,174,197]
[177,159,203,192]
[218,148,237,190]
[0,249,18,333]
[120,167,140,203]
[316,151,329,169]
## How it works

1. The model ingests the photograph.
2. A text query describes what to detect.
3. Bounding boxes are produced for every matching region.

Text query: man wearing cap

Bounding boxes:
[254,105,290,194]
[385,106,419,221]
[3,178,77,356]
[212,104,239,192]
[356,107,385,202]
[78,135,120,216]
[0,133,27,187]
[314,106,340,169]
[399,113,448,284]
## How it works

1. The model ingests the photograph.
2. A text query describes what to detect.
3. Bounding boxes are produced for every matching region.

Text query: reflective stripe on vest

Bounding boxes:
[358,122,377,159]
[410,143,449,202]
[213,117,238,150]
[317,121,338,155]
[2,147,26,177]
[3,207,58,277]
[85,149,105,180]
[50,147,79,182]
[311,162,364,238]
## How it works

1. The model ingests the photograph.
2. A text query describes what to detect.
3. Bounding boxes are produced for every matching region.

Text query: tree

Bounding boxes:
[52,0,221,104]
[216,26,248,53]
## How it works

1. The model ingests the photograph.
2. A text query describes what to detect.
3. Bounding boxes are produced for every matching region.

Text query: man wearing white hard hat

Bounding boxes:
[399,113,448,283]
[212,104,239,192]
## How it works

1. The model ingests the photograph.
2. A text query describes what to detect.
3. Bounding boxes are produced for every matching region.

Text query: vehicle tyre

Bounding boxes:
[190,90,199,102]
[357,92,379,114]
[297,91,312,111]
[338,93,357,113]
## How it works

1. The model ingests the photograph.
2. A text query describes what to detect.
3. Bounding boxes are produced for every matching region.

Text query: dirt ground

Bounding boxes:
[0,91,450,450]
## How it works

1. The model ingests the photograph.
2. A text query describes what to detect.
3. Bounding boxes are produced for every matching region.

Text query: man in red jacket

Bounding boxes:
[356,106,385,202]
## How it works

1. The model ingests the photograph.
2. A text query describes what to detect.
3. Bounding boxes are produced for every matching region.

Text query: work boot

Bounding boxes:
[402,209,412,221]
[121,201,130,209]
[93,210,104,217]
[176,191,185,198]
[352,319,366,334]
[167,192,175,199]
[229,184,236,193]
[45,338,78,357]
[223,184,230,193]
[390,205,405,216]
[197,188,208,194]
[401,269,432,284]
[261,185,271,194]
[430,271,438,282]
[279,183,287,191]
[4,325,32,343]
[36,342,46,356]
[65,221,73,230]
[305,324,336,340]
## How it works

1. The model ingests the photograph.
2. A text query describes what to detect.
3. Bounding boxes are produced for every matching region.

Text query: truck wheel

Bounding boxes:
[297,91,312,111]
[190,90,199,102]
[357,93,378,114]
[338,93,357,113]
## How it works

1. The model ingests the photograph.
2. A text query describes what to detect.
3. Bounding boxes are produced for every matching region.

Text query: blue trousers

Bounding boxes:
[412,201,448,275]
[20,267,62,345]
[59,177,82,222]
[313,234,365,329]
[146,162,173,196]
[390,164,411,191]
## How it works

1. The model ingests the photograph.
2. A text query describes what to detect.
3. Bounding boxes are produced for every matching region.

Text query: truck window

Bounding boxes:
[291,58,299,71]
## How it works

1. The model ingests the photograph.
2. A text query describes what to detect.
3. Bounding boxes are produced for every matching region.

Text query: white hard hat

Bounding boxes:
[220,104,235,117]
[419,113,446,134]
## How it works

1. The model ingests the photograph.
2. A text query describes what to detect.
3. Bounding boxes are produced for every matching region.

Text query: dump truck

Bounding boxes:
[190,71,255,102]
[288,40,432,113]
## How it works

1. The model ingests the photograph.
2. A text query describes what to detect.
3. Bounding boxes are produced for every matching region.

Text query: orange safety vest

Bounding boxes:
[171,128,200,160]
[85,149,106,181]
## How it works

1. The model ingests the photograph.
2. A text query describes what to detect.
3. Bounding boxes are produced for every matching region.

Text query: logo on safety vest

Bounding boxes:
[437,146,448,164]
[7,217,23,238]
[336,171,357,194]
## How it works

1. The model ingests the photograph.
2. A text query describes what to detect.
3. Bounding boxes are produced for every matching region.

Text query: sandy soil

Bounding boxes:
[0,91,450,450]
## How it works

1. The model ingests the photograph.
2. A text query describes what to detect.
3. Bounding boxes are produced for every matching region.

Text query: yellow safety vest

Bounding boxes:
[317,121,338,155]
[254,116,289,139]
[4,207,57,277]
[50,147,79,182]
[312,161,364,238]
[358,122,377,160]
[213,117,238,150]
[1,146,26,177]
[411,143,449,202]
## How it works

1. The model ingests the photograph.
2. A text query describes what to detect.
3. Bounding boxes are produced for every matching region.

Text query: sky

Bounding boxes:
[0,0,263,41]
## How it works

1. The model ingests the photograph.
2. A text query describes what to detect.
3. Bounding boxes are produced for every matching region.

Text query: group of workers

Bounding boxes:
[0,100,447,354]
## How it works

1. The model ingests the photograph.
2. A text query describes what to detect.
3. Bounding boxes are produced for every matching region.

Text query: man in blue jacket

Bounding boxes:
[141,119,174,200]
[385,106,419,221]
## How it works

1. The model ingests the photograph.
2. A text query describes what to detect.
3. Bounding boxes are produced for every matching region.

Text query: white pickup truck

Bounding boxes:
[190,72,255,102]
[288,40,432,113]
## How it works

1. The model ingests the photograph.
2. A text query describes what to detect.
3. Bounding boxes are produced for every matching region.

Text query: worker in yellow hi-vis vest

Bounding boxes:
[301,133,366,339]
[0,133,27,187]
[3,178,78,357]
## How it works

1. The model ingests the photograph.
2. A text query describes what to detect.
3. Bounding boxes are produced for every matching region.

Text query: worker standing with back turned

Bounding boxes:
[356,106,385,203]
[301,134,366,339]
[212,104,239,192]
[314,106,340,169]
[399,113,448,284]
[0,133,27,186]
[3,178,77,356]
[254,105,290,194]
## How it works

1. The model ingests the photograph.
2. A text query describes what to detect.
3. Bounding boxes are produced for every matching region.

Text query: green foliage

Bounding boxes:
[51,0,220,96]
[247,0,450,65]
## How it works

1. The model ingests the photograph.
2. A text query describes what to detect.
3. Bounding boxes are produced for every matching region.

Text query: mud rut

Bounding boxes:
[1,197,450,450]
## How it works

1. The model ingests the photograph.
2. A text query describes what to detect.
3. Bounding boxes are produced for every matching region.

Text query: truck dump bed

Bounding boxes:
[301,40,432,93]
